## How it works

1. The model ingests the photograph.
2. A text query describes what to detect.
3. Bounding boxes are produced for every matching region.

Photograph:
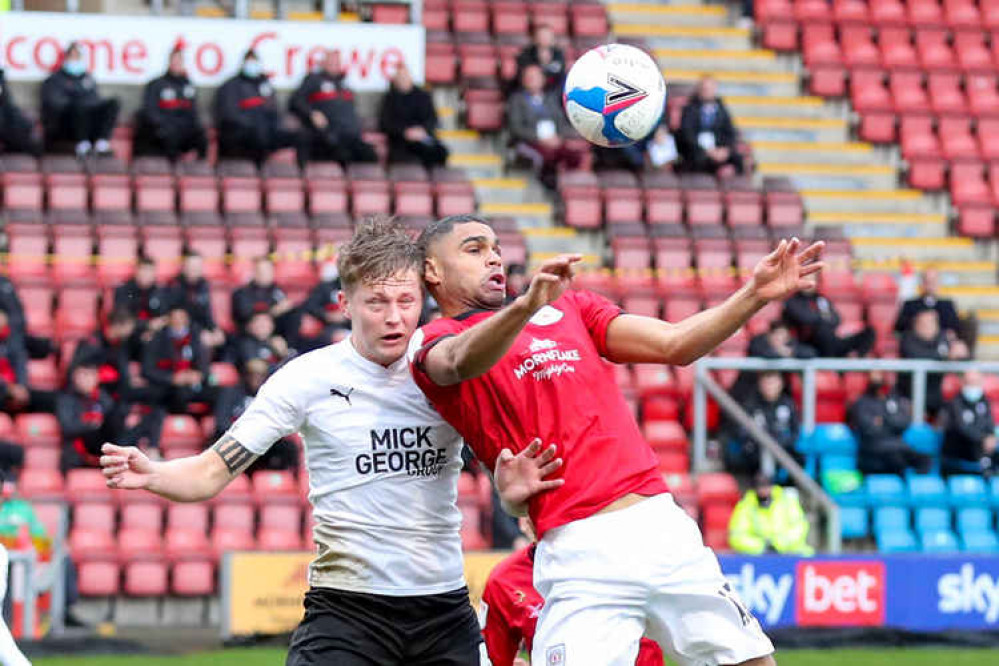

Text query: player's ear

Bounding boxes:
[338,289,352,321]
[423,255,442,288]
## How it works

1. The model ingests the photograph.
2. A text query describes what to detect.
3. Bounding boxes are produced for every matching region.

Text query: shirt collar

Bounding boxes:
[344,335,408,375]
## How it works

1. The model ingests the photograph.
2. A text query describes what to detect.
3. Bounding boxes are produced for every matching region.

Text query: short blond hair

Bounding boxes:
[337,217,422,294]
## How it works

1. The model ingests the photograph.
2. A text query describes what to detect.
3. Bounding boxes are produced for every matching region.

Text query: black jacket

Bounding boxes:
[40,68,103,133]
[0,69,34,140]
[139,72,203,135]
[898,330,951,411]
[850,389,912,452]
[730,332,816,400]
[304,279,341,323]
[231,282,287,330]
[114,278,168,324]
[782,292,841,344]
[514,45,566,91]
[894,295,961,337]
[943,393,996,463]
[141,326,209,388]
[167,274,215,331]
[0,327,28,388]
[0,276,27,339]
[215,73,280,135]
[743,391,800,452]
[289,71,362,141]
[233,334,284,370]
[71,333,133,399]
[56,387,114,451]
[677,95,737,164]
[379,85,438,145]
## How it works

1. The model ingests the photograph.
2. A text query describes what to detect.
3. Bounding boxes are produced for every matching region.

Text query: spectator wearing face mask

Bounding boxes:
[676,76,742,176]
[849,370,930,475]
[134,44,207,161]
[216,50,305,167]
[899,309,970,417]
[729,474,813,556]
[0,67,42,156]
[289,51,377,166]
[40,42,120,157]
[379,64,448,169]
[942,370,997,476]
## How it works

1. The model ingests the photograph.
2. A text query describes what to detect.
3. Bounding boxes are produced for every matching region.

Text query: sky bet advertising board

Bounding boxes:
[719,555,999,631]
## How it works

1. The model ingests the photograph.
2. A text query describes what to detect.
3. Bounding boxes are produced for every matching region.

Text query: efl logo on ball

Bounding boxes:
[563,43,666,148]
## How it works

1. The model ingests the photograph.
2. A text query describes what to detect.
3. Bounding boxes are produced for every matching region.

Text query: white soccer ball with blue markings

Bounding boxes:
[563,43,667,148]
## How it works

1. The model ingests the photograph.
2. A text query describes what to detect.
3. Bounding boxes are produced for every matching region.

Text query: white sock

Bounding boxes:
[94,139,111,153]
[75,140,92,156]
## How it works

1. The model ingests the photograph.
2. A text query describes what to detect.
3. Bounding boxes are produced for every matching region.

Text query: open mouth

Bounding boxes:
[487,273,506,290]
[382,333,405,344]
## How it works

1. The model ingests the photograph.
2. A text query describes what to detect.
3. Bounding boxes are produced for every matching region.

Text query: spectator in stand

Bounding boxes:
[379,64,448,169]
[0,310,29,417]
[729,473,814,556]
[676,76,743,176]
[509,64,586,188]
[942,370,997,476]
[894,268,963,342]
[133,44,207,161]
[290,51,377,166]
[234,312,291,373]
[217,50,305,167]
[723,371,801,475]
[114,256,169,341]
[0,68,41,156]
[849,370,931,475]
[731,319,816,401]
[646,124,679,171]
[783,283,875,358]
[303,261,349,344]
[40,42,120,157]
[141,305,213,415]
[231,257,300,341]
[899,309,970,417]
[514,24,566,94]
[0,274,52,362]
[211,358,299,475]
[166,253,226,352]
[57,357,123,472]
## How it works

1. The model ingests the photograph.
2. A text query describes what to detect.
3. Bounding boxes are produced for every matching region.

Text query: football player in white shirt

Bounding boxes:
[99,219,562,666]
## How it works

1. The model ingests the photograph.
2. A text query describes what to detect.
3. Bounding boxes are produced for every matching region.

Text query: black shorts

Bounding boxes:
[286,586,483,666]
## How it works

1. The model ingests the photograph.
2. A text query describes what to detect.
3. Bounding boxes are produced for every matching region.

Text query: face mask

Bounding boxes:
[962,386,985,402]
[242,61,262,78]
[320,263,339,283]
[63,59,86,76]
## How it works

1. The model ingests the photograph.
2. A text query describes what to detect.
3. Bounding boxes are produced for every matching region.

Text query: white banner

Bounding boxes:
[0,12,425,91]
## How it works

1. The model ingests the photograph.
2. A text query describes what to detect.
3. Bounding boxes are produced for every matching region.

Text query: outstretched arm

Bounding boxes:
[100,433,259,503]
[419,255,581,386]
[604,238,825,366]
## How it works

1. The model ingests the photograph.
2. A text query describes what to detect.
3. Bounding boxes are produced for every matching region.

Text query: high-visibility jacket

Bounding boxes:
[729,485,815,556]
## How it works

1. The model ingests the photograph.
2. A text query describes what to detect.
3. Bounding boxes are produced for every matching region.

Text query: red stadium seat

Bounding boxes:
[72,502,115,533]
[955,30,992,72]
[879,27,918,70]
[211,528,256,560]
[696,472,740,506]
[118,528,163,561]
[890,71,929,114]
[252,471,299,504]
[15,413,59,449]
[160,415,203,454]
[928,72,968,116]
[763,20,799,53]
[1,171,43,211]
[212,502,255,536]
[968,74,999,117]
[19,469,64,500]
[23,446,59,471]
[458,42,499,80]
[944,0,981,28]
[643,420,688,452]
[802,24,841,68]
[916,28,957,71]
[841,26,880,69]
[870,0,906,26]
[124,560,168,596]
[257,528,304,551]
[908,0,944,27]
[260,504,303,531]
[833,0,869,24]
[465,87,505,132]
[950,162,991,205]
[164,528,212,560]
[166,503,209,534]
[120,502,164,533]
[957,205,996,237]
[571,4,609,38]
[940,116,979,160]
[425,42,458,85]
[851,69,892,113]
[172,560,215,596]
[452,0,489,33]
[77,560,120,596]
[491,1,529,35]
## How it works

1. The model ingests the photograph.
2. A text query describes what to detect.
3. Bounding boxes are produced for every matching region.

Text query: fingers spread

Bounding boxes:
[536,444,558,464]
[766,239,787,265]
[522,439,542,457]
[797,241,825,264]
[800,262,825,277]
[538,459,563,477]
[538,479,565,491]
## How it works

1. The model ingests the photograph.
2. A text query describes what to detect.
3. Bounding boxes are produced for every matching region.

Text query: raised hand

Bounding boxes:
[751,238,825,303]
[520,254,583,314]
[100,443,156,491]
[494,439,564,516]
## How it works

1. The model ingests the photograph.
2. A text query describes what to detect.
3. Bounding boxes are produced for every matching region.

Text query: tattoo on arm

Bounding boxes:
[211,435,258,476]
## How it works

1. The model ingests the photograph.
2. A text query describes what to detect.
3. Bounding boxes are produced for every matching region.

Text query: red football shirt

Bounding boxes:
[481,546,665,666]
[412,290,667,538]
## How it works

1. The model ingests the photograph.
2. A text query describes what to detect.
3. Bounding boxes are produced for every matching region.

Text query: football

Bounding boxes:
[562,43,667,148]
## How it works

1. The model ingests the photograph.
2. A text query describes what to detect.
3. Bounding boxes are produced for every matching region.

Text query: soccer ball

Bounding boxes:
[562,44,666,148]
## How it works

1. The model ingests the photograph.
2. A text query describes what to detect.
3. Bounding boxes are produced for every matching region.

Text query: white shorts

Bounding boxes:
[532,494,774,666]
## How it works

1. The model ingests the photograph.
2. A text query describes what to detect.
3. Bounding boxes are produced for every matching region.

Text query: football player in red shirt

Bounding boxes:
[410,215,823,666]
[481,521,665,666]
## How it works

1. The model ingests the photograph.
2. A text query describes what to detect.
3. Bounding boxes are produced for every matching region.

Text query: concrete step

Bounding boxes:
[529,250,603,269]
[977,311,999,338]
[473,177,545,205]
[802,189,943,215]
[725,96,840,119]
[436,106,459,131]
[479,202,554,227]
[620,26,753,51]
[609,4,730,27]
[856,259,996,285]
[449,153,504,179]
[851,237,985,262]
[438,129,493,155]
[750,141,878,165]
[974,336,999,360]
[655,49,787,73]
[736,117,850,143]
[806,212,949,238]
[667,70,801,97]
[757,162,898,190]
[939,286,999,313]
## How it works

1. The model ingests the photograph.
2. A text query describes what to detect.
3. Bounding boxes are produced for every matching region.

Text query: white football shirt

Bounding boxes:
[227,337,466,596]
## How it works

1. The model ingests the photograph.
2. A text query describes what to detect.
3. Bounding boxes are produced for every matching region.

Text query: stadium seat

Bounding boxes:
[211,528,256,560]
[257,528,304,551]
[260,503,303,531]
[798,423,858,456]
[903,423,942,457]
[956,507,993,534]
[118,528,164,561]
[66,469,114,502]
[876,528,918,553]
[120,502,164,533]
[252,471,299,504]
[77,560,121,596]
[948,475,988,507]
[873,506,910,533]
[171,559,216,596]
[124,559,169,596]
[961,531,999,553]
[915,507,952,534]
[991,477,999,508]
[921,529,960,553]
[840,506,869,539]
[212,502,255,536]
[164,527,212,561]
[696,473,741,507]
[866,474,907,506]
[907,474,947,507]
[166,503,209,535]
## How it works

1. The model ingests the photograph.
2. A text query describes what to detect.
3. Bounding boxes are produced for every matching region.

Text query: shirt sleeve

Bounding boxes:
[480,580,520,666]
[225,361,305,455]
[407,319,464,392]
[565,290,623,358]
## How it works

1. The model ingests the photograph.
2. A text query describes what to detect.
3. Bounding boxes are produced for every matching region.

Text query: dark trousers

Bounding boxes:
[220,123,307,167]
[134,121,208,161]
[686,149,745,175]
[517,140,587,187]
[0,109,41,156]
[47,98,120,146]
[812,325,875,358]
[860,438,932,475]
[307,129,378,166]
[388,139,448,169]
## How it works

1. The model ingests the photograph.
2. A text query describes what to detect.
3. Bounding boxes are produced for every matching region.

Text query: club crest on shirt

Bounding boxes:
[529,306,564,326]
[547,644,566,665]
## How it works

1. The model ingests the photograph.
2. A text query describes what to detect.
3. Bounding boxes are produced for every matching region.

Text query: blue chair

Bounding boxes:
[903,423,942,456]
[948,475,988,507]
[906,474,948,507]
[840,506,870,539]
[915,507,952,534]
[821,453,858,473]
[990,477,999,509]
[956,508,993,534]
[873,506,910,533]
[921,529,960,553]
[805,424,859,455]
[961,531,999,553]
[877,528,918,553]
[866,474,907,505]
